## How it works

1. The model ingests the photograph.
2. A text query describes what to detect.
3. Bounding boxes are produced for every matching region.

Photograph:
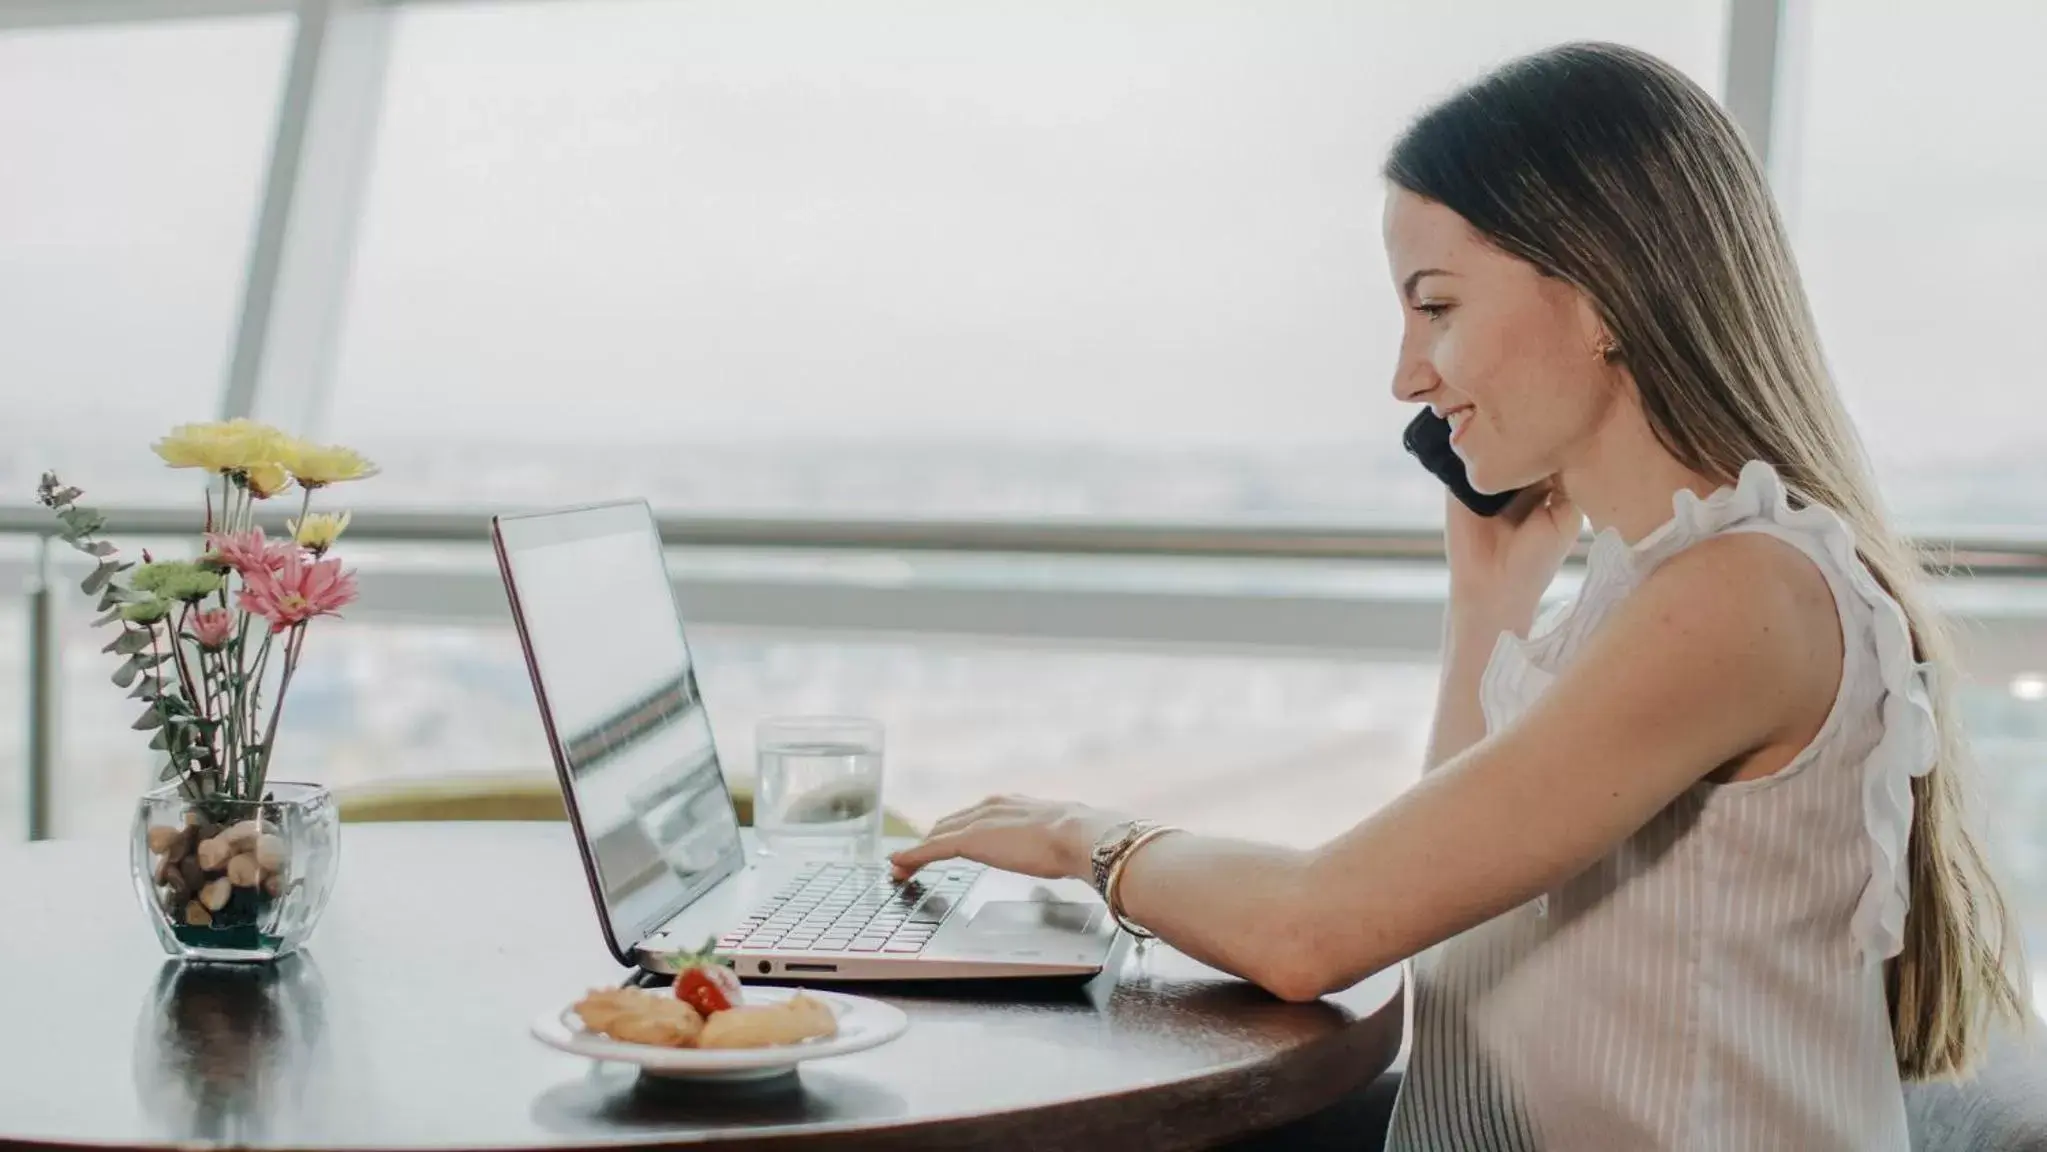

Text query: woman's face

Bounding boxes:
[1382,187,1620,495]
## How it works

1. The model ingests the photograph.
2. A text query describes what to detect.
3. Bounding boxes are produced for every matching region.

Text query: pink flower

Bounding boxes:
[237,550,358,633]
[190,608,235,650]
[205,528,294,577]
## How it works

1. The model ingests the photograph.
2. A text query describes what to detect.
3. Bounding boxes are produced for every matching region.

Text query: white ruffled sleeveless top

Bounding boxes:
[1385,461,1934,1151]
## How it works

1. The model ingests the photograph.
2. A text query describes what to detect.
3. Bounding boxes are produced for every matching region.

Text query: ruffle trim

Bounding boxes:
[1490,460,1936,962]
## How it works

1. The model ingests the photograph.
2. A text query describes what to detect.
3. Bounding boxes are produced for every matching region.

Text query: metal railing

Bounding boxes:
[8,505,2047,570]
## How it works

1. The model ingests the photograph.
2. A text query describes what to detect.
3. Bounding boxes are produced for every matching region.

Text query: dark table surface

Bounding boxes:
[0,822,1402,1151]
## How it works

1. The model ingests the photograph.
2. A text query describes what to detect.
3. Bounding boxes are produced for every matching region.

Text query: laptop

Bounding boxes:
[491,499,1120,981]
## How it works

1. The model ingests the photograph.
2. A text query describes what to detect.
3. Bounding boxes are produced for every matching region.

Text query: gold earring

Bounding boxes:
[1593,336,1619,362]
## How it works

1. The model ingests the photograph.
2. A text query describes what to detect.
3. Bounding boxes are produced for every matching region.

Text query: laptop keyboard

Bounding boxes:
[718,859,988,956]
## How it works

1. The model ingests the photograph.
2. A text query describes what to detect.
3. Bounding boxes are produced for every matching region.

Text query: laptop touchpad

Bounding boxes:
[965,900,1104,937]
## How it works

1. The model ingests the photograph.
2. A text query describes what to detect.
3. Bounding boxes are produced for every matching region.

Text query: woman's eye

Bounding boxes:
[1414,302,1450,321]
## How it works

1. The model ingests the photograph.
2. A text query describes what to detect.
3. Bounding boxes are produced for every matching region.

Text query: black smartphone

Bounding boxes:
[1402,408,1523,517]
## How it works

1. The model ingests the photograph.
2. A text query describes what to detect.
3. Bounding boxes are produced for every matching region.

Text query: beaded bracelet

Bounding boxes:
[1104,824,1179,939]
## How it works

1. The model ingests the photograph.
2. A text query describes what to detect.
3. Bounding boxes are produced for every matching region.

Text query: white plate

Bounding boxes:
[531,985,908,1081]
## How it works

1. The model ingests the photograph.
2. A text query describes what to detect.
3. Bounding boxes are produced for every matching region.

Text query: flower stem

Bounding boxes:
[240,629,277,799]
[149,627,196,802]
[226,611,257,796]
[250,623,307,801]
[168,602,206,731]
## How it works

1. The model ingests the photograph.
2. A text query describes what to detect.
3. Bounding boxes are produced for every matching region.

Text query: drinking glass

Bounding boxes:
[754,716,886,860]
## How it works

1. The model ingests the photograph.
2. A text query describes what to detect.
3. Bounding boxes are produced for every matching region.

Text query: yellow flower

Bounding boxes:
[244,461,293,499]
[288,510,351,555]
[279,439,379,488]
[151,419,286,474]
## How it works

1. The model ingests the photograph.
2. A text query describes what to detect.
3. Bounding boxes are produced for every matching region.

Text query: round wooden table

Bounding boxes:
[0,822,1402,1150]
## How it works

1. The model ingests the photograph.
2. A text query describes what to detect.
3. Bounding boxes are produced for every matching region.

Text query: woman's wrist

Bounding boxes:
[1446,593,1540,643]
[1064,809,1126,885]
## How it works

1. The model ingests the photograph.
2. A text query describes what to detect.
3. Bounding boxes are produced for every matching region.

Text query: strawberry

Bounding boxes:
[666,940,744,1016]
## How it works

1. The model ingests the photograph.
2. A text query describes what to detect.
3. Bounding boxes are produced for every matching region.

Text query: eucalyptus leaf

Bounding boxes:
[111,657,140,689]
[148,729,170,752]
[133,705,165,731]
[81,563,118,597]
[56,507,104,535]
[157,759,181,781]
[96,585,148,613]
[128,675,160,700]
[91,607,122,628]
[83,540,117,557]
[106,629,154,656]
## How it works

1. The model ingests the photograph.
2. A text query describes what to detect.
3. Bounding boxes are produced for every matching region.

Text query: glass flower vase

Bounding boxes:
[130,781,340,963]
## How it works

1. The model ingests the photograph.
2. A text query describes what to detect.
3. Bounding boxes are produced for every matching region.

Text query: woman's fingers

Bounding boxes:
[889,795,1078,881]
[923,797,997,837]
[925,800,1024,841]
[889,829,970,877]
[1497,479,1556,526]
[890,808,1029,877]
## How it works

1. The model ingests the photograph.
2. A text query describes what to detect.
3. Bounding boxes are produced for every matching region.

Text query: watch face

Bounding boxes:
[1090,820,1140,891]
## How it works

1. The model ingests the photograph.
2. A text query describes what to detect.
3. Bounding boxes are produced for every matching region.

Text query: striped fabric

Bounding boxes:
[1385,462,1923,1151]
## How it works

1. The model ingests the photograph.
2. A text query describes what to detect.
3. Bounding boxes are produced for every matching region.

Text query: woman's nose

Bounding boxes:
[1391,354,1437,405]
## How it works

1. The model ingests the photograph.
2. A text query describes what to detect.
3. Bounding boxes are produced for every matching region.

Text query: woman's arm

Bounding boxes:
[891,533,1840,1000]
[1421,613,1512,771]
[1425,484,1582,771]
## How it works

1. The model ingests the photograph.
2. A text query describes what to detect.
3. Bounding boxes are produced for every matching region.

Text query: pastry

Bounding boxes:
[695,993,839,1049]
[572,987,705,1048]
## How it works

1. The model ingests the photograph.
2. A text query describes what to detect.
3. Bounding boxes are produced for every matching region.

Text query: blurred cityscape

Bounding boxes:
[22,429,2047,530]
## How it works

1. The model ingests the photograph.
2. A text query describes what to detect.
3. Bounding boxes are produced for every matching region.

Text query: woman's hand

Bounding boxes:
[1446,480,1583,635]
[888,795,1123,882]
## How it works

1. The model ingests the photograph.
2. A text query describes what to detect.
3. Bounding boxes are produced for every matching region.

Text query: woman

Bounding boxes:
[887,41,2029,1149]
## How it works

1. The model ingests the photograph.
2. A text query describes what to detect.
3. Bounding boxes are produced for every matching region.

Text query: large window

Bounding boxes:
[324,0,1724,523]
[0,15,291,504]
[9,0,2046,1016]
[1784,0,2047,535]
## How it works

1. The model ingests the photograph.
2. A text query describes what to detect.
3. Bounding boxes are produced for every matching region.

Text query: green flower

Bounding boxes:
[130,562,181,594]
[131,560,224,602]
[119,598,170,625]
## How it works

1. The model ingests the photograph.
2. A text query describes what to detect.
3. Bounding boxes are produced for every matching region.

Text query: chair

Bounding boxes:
[335,770,921,837]
[1905,1027,2047,1151]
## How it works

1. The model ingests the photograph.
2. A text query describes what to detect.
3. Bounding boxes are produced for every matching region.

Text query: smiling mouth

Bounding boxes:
[1440,406,1475,442]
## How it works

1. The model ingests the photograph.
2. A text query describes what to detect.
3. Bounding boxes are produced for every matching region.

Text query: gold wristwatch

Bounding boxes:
[1088,819,1155,900]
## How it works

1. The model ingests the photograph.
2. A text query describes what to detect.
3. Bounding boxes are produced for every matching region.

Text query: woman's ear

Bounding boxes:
[1572,293,1617,363]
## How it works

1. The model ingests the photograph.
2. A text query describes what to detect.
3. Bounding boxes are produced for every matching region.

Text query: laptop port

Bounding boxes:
[783,963,839,974]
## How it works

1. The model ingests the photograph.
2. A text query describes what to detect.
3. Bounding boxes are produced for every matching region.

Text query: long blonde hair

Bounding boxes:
[1386,41,2027,1078]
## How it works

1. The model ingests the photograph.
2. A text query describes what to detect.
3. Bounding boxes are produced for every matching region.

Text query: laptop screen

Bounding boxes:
[495,501,744,954]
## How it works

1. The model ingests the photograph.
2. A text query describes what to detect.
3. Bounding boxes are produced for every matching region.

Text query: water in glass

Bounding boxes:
[755,719,885,860]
